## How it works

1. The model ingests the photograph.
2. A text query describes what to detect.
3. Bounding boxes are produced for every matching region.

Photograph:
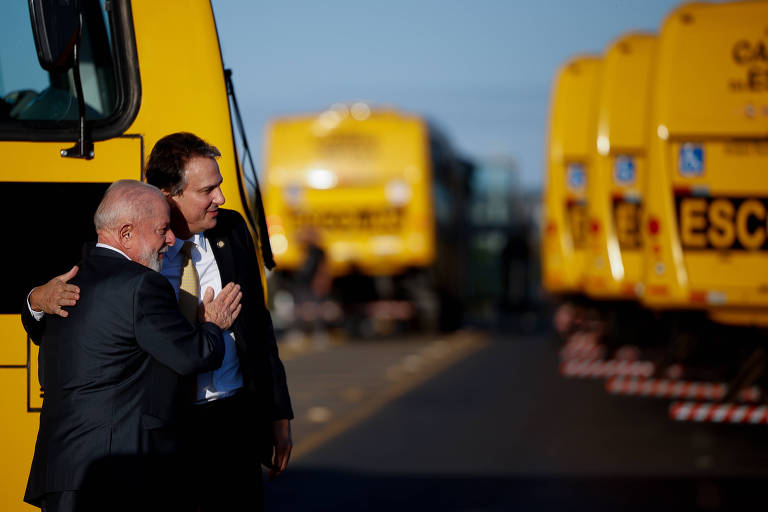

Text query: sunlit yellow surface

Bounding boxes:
[542,56,602,295]
[0,316,39,511]
[262,107,436,276]
[0,2,268,509]
[0,369,39,511]
[641,1,768,326]
[584,34,656,300]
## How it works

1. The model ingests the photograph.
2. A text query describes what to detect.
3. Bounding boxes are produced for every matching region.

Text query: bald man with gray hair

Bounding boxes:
[22,179,243,512]
[93,180,172,271]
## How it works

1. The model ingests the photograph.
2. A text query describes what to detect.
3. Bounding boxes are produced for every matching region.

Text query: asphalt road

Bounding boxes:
[265,329,768,511]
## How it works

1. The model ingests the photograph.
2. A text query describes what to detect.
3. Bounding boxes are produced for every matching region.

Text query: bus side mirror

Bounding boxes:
[28,0,80,73]
[28,0,93,159]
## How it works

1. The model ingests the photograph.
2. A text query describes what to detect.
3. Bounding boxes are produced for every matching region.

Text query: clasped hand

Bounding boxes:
[198,282,242,330]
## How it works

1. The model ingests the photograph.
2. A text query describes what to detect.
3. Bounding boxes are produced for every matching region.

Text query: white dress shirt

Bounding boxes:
[161,233,243,403]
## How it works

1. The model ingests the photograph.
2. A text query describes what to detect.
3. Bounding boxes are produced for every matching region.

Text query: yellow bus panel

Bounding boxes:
[0,370,39,511]
[0,318,28,365]
[263,107,435,277]
[641,1,768,324]
[542,56,602,294]
[584,34,656,300]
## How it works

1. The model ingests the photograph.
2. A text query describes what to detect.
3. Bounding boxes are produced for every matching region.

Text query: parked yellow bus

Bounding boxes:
[641,0,768,326]
[262,105,472,331]
[542,56,602,296]
[0,1,269,509]
[584,33,656,301]
[541,56,602,337]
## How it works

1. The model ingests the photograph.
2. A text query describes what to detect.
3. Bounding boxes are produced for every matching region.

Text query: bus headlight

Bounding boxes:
[307,168,338,189]
[270,233,289,255]
[386,179,412,206]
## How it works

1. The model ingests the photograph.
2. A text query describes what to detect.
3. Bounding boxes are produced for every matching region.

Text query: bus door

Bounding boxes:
[641,1,768,327]
[542,56,602,295]
[584,34,656,300]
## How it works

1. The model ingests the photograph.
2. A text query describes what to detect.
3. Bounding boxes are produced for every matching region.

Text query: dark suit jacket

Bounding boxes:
[22,247,225,506]
[204,209,293,421]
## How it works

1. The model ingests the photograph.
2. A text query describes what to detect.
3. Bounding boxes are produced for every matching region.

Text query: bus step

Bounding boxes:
[607,377,762,402]
[559,359,654,379]
[669,401,768,424]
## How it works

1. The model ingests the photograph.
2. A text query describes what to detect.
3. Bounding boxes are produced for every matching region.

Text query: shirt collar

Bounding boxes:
[166,232,207,260]
[95,242,130,260]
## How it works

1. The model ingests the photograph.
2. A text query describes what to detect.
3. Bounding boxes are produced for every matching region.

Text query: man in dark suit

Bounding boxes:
[23,180,243,512]
[144,132,293,511]
[30,133,293,511]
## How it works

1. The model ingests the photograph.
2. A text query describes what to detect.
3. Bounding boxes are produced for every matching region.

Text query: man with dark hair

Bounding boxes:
[23,180,242,512]
[145,132,293,511]
[30,133,293,511]
[142,131,222,196]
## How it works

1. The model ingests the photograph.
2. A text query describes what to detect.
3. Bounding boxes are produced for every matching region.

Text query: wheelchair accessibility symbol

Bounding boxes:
[566,163,585,190]
[678,144,704,177]
[614,156,636,185]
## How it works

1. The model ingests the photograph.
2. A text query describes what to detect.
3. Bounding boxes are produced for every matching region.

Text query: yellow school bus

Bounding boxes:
[584,33,656,300]
[541,56,602,297]
[641,1,768,326]
[0,1,269,509]
[262,105,471,329]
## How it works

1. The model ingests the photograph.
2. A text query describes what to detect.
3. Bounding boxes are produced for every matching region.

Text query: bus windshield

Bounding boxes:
[0,0,116,126]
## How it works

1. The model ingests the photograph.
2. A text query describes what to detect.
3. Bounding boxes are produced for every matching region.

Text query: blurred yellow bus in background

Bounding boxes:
[585,33,656,302]
[541,56,602,337]
[541,56,602,297]
[262,104,472,332]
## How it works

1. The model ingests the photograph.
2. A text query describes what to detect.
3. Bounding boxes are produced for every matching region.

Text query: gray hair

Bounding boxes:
[94,180,166,232]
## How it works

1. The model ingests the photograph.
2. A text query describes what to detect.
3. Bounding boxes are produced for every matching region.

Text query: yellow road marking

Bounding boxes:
[291,330,489,460]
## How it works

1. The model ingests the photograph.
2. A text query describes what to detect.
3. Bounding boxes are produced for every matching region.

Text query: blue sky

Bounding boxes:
[212,1,684,190]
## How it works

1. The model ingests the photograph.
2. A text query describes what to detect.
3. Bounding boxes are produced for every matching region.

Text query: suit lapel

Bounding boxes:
[206,227,236,286]
[205,218,246,343]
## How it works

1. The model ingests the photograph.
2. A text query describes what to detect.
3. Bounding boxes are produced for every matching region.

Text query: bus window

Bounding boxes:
[0,0,132,139]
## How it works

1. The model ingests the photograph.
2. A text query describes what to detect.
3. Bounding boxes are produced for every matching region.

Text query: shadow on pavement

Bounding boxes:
[265,468,766,511]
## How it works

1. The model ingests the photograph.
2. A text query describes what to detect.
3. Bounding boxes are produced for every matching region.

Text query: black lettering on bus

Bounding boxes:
[707,199,735,249]
[612,200,642,250]
[566,201,588,249]
[680,198,707,248]
[676,194,768,250]
[290,207,404,231]
[733,40,751,64]
[748,67,768,91]
[735,199,765,249]
[732,40,768,64]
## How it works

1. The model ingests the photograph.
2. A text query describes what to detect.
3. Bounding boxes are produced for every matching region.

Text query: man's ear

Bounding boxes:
[119,223,134,248]
[162,189,179,207]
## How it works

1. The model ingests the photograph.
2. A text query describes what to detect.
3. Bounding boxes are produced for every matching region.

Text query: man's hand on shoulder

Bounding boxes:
[269,419,292,480]
[198,282,242,330]
[29,266,80,318]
